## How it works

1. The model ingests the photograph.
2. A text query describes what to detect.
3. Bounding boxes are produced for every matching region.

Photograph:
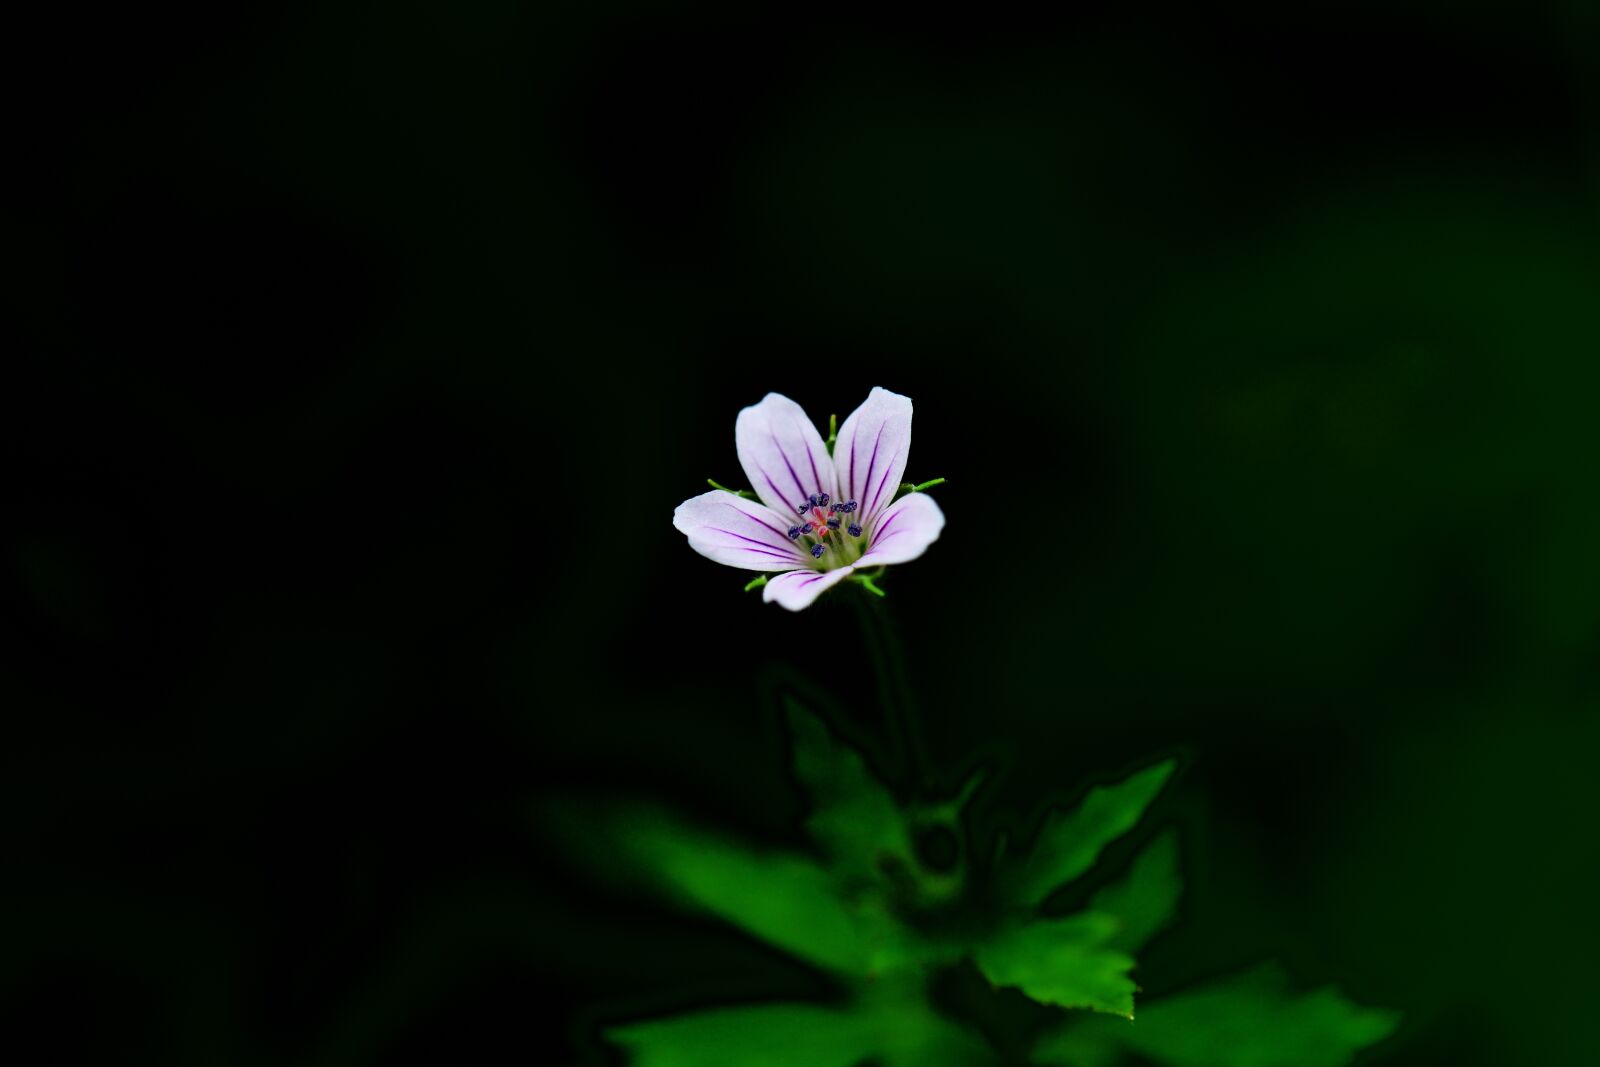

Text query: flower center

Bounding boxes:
[785,494,865,570]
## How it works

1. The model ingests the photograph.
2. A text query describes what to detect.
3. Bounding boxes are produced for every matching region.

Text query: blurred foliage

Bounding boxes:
[603,810,890,976]
[612,1003,881,1067]
[787,701,918,895]
[565,699,1395,1065]
[1089,831,1182,953]
[611,984,992,1067]
[973,912,1137,1017]
[1037,966,1401,1067]
[1007,761,1176,910]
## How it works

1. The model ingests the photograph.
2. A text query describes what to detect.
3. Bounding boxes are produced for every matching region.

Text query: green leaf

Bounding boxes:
[786,698,914,887]
[1087,830,1181,952]
[1009,760,1176,909]
[860,977,1001,1067]
[610,987,995,1067]
[609,1003,879,1067]
[1033,964,1400,1067]
[973,911,1138,1017]
[612,810,879,974]
[875,1004,998,1067]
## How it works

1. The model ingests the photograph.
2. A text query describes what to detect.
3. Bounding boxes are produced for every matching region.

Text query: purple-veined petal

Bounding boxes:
[763,565,855,611]
[834,387,912,527]
[673,490,810,571]
[853,492,944,568]
[736,393,837,518]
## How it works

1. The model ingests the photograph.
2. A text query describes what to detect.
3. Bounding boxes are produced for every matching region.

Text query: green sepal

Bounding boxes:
[895,477,947,500]
[707,477,756,499]
[851,573,887,598]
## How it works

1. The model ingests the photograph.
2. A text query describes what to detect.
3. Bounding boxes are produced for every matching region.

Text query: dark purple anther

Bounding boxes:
[848,523,862,537]
[811,543,826,558]
[815,493,830,508]
[787,526,804,541]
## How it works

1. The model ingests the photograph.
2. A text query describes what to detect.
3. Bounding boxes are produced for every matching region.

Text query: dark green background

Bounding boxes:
[11,2,1600,1063]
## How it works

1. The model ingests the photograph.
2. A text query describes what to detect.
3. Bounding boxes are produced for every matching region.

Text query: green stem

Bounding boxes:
[743,575,768,593]
[849,594,928,790]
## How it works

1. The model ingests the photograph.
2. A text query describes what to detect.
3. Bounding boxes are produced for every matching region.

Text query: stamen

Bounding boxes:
[815,493,830,508]
[834,499,858,514]
[848,523,862,537]
[811,543,826,559]
[787,526,804,541]
[826,516,842,530]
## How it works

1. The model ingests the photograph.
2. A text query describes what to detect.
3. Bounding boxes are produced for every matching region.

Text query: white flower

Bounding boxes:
[673,388,945,611]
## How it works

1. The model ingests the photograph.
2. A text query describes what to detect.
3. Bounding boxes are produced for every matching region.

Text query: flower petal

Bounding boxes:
[673,490,810,571]
[736,393,837,518]
[854,492,944,567]
[834,387,912,526]
[763,565,855,611]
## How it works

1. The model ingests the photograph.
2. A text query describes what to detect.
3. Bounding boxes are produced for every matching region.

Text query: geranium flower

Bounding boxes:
[672,388,945,610]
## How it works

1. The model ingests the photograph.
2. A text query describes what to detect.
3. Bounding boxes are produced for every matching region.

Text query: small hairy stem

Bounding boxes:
[743,575,768,593]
